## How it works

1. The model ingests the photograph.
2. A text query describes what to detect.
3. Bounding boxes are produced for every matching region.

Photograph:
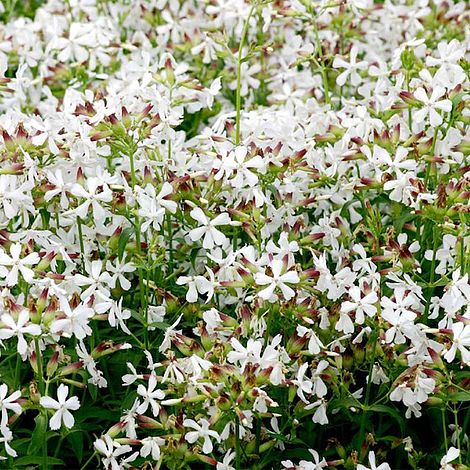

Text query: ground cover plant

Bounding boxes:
[0,0,468,468]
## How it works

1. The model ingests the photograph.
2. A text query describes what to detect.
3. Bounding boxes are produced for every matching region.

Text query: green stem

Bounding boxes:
[42,411,48,470]
[321,68,330,105]
[129,144,137,188]
[453,406,462,464]
[14,353,21,390]
[128,140,148,349]
[423,225,439,320]
[53,435,64,459]
[358,330,378,450]
[255,417,261,455]
[76,216,85,269]
[134,217,148,348]
[312,22,330,106]
[235,4,256,145]
[167,213,173,274]
[80,451,97,470]
[406,71,412,131]
[459,216,466,275]
[35,338,44,395]
[235,417,241,470]
[442,407,448,452]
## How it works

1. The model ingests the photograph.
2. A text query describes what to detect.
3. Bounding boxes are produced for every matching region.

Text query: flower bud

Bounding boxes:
[36,251,56,272]
[197,455,218,465]
[215,395,232,411]
[29,351,39,374]
[399,91,422,107]
[400,49,416,71]
[60,378,86,389]
[57,361,84,376]
[46,351,60,377]
[425,396,443,406]
[286,333,309,354]
[107,421,127,437]
[138,415,163,429]
[164,57,175,85]
[29,382,40,404]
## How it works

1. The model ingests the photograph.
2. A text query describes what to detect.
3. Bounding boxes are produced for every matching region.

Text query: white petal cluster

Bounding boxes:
[0,0,467,468]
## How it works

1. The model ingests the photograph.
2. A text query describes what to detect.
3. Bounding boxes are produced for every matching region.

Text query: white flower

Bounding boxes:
[413,86,452,127]
[0,310,41,355]
[305,399,329,425]
[341,286,378,324]
[0,384,22,427]
[440,446,460,470]
[381,290,417,344]
[371,364,389,385]
[444,322,470,364]
[357,451,391,470]
[158,315,183,353]
[424,234,457,275]
[191,34,224,64]
[71,177,113,221]
[0,243,40,287]
[183,418,220,454]
[176,272,215,303]
[50,304,94,340]
[140,436,165,461]
[227,338,262,372]
[296,325,324,355]
[40,384,80,430]
[311,361,329,398]
[106,259,135,291]
[136,373,165,416]
[0,427,17,458]
[188,207,231,250]
[217,450,236,470]
[53,23,97,63]
[254,259,299,301]
[333,46,368,86]
[214,146,264,188]
[76,341,107,388]
[74,260,113,301]
[294,362,313,404]
[138,182,177,232]
[94,434,136,470]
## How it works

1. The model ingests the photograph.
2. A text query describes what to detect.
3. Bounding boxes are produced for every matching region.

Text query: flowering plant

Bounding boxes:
[0,0,468,469]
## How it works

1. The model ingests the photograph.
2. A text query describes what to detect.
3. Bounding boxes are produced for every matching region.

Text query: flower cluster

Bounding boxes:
[0,0,468,469]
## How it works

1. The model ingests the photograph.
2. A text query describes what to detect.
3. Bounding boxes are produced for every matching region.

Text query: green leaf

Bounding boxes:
[447,392,470,402]
[27,414,48,456]
[147,321,171,330]
[67,431,84,463]
[189,247,199,270]
[14,456,64,467]
[118,227,134,261]
[392,211,414,234]
[368,404,405,434]
[75,407,120,422]
[451,92,465,106]
[88,382,98,400]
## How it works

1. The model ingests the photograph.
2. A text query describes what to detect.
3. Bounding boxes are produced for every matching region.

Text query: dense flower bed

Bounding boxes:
[0,0,468,468]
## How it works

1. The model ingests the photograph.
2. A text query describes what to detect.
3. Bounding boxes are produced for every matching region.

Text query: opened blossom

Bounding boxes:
[0,244,39,287]
[0,310,41,355]
[444,322,470,364]
[40,384,80,430]
[332,46,368,86]
[413,86,452,127]
[183,418,220,454]
[0,0,467,468]
[188,207,232,250]
[254,259,300,301]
